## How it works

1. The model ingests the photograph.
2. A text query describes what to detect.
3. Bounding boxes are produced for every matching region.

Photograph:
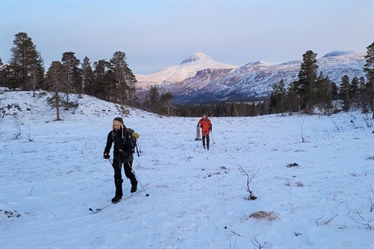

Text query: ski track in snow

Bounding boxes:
[0,90,373,248]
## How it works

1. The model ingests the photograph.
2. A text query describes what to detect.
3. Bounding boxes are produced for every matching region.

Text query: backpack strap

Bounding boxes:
[112,129,127,143]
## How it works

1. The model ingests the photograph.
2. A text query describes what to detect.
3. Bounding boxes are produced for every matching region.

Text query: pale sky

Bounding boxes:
[1,0,373,74]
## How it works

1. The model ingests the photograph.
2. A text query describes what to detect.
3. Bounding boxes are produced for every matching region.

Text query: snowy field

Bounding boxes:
[0,90,373,249]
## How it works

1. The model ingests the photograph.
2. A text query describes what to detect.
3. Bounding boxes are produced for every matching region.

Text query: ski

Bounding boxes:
[89,192,137,213]
[89,183,149,214]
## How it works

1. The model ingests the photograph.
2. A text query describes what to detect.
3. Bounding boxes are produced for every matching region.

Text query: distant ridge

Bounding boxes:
[136,51,365,104]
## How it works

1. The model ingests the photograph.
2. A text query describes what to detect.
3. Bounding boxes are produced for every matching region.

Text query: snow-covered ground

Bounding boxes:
[0,90,373,249]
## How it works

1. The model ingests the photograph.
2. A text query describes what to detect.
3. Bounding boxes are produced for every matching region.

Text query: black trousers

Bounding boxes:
[112,156,136,182]
[202,134,210,147]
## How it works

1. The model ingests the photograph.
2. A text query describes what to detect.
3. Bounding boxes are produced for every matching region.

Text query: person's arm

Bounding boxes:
[103,131,112,158]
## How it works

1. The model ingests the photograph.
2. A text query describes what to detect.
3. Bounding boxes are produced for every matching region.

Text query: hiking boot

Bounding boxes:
[111,195,122,204]
[130,180,138,193]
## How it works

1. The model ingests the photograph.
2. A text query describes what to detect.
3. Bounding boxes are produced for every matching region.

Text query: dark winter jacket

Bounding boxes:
[104,128,134,162]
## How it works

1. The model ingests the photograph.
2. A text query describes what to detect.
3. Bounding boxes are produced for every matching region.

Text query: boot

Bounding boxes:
[112,179,123,203]
[111,195,121,204]
[130,178,138,193]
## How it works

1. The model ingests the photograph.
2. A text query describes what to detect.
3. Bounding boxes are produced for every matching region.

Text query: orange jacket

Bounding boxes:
[198,117,212,135]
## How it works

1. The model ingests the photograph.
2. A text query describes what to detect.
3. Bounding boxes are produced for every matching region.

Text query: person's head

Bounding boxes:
[113,117,124,131]
[202,113,207,119]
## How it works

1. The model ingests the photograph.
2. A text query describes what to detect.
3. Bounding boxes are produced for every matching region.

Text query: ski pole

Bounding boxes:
[135,143,140,157]
[108,159,149,197]
[127,162,149,197]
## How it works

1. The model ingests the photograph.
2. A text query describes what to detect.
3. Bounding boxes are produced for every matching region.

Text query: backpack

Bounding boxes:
[112,128,140,157]
[126,128,139,151]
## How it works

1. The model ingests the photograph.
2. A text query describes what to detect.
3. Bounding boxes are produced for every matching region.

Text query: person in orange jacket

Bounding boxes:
[197,113,212,149]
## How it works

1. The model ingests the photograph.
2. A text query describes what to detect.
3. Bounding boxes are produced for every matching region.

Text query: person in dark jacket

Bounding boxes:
[197,113,212,150]
[103,117,137,203]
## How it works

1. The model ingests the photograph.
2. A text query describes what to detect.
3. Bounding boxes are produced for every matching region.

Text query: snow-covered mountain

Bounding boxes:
[135,52,238,90]
[135,51,366,104]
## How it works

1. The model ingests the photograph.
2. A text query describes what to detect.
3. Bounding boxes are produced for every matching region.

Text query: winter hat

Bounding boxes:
[113,117,124,129]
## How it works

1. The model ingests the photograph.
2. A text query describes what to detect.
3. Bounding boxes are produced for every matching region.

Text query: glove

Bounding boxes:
[103,153,110,159]
[209,127,212,132]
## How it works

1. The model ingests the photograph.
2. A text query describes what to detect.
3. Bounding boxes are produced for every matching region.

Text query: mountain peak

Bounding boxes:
[181,52,213,65]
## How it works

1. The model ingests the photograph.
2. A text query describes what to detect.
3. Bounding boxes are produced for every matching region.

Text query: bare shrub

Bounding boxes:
[348,210,374,230]
[116,104,130,116]
[363,114,373,128]
[367,186,374,213]
[314,210,338,225]
[0,125,10,153]
[232,156,261,200]
[238,164,261,200]
[250,234,270,249]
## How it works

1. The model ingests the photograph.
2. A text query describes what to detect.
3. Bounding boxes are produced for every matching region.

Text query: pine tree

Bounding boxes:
[160,91,174,116]
[46,61,65,121]
[9,32,44,91]
[81,57,93,95]
[61,52,81,106]
[287,82,300,114]
[92,59,111,101]
[315,71,334,114]
[148,85,160,113]
[358,77,369,113]
[363,42,374,118]
[350,76,359,108]
[109,51,137,105]
[340,75,351,112]
[295,50,318,114]
[269,80,287,114]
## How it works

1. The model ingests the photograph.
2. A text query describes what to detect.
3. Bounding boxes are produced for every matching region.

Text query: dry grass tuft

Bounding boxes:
[249,211,279,221]
[295,181,304,187]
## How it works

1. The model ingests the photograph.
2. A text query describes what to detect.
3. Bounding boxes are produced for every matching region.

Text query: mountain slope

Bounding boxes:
[136,51,366,104]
